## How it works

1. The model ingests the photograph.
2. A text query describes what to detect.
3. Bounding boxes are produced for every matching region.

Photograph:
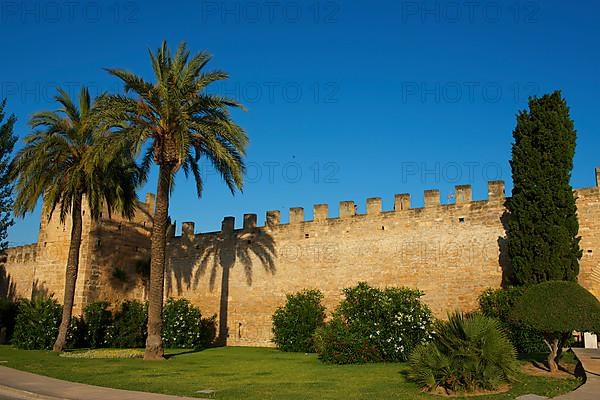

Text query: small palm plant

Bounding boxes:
[11,87,139,352]
[409,312,518,394]
[95,41,248,359]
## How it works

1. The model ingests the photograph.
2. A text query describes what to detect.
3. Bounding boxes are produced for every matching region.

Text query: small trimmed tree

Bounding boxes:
[507,91,581,285]
[510,281,600,372]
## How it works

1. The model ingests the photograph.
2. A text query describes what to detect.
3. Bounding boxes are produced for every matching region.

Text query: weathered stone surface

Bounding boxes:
[3,196,153,313]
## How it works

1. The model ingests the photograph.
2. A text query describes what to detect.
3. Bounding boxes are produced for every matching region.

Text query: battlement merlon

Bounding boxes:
[455,185,472,204]
[314,204,328,222]
[3,243,38,264]
[488,181,505,201]
[165,168,600,238]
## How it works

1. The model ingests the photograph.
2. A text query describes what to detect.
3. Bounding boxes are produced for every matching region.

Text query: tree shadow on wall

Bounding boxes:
[498,207,513,287]
[0,262,16,301]
[31,279,52,300]
[168,223,276,346]
[93,217,152,299]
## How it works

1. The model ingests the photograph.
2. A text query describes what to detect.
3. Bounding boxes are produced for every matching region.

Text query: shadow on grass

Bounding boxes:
[518,351,585,379]
[164,348,208,359]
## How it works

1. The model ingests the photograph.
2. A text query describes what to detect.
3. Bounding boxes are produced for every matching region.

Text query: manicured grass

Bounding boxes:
[0,346,581,399]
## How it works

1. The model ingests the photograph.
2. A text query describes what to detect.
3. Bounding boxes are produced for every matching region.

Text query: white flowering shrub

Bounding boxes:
[162,298,216,349]
[12,297,61,350]
[315,282,433,363]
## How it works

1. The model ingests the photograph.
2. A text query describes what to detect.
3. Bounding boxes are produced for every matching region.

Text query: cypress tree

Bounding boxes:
[0,99,17,252]
[507,91,581,285]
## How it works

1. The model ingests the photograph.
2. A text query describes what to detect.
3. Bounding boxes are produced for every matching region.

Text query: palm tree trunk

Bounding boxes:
[52,194,83,352]
[144,165,171,360]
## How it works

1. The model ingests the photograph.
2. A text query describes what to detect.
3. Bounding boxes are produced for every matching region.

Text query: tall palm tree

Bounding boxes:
[95,41,248,359]
[11,87,139,352]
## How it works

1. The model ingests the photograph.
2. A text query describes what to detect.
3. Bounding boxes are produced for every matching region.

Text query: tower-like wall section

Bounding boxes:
[575,186,600,299]
[166,177,600,347]
[2,196,153,313]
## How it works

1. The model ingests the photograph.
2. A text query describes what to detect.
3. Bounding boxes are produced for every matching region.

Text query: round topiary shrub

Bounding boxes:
[13,297,62,350]
[509,280,600,372]
[162,298,216,349]
[409,312,518,394]
[272,289,326,352]
[315,282,433,364]
[479,287,547,353]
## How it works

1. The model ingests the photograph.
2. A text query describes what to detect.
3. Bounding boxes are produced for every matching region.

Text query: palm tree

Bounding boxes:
[11,87,139,352]
[95,41,248,359]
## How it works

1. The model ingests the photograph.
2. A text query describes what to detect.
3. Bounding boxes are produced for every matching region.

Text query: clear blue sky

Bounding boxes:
[2,0,599,245]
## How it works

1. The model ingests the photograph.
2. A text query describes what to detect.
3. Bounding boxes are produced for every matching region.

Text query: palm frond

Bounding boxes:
[11,86,140,223]
[97,40,248,198]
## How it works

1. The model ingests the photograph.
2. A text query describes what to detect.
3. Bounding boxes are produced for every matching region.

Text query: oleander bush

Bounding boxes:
[272,289,326,352]
[107,300,147,348]
[409,312,518,394]
[162,298,216,349]
[13,297,62,349]
[314,282,433,364]
[314,316,381,364]
[66,316,88,349]
[0,298,17,343]
[479,287,547,353]
[83,301,112,348]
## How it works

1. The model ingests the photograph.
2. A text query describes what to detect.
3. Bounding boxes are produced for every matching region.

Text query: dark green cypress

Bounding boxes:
[0,99,17,252]
[507,91,581,285]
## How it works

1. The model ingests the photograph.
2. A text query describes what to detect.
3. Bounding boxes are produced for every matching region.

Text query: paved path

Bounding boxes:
[553,348,600,400]
[517,348,600,400]
[0,366,208,400]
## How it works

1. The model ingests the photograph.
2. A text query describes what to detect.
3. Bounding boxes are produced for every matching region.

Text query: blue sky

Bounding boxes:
[2,0,599,244]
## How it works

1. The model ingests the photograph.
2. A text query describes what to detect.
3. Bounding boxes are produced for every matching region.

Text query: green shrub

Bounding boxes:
[314,317,381,364]
[13,297,62,349]
[409,312,518,394]
[107,300,147,348]
[510,281,600,372]
[162,298,215,349]
[315,282,433,364]
[272,289,326,352]
[479,287,546,353]
[83,301,112,348]
[199,314,217,348]
[0,299,17,343]
[66,316,88,349]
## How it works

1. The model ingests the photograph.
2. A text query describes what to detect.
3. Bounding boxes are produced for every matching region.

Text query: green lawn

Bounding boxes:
[0,346,581,399]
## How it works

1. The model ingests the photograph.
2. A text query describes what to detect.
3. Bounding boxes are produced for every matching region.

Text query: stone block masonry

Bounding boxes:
[3,170,600,348]
[164,171,600,347]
